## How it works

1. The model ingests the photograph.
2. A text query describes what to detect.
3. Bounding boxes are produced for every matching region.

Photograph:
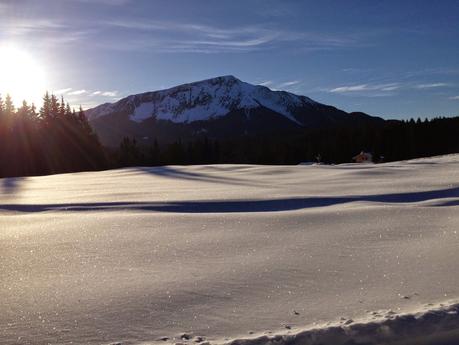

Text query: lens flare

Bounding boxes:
[0,45,47,107]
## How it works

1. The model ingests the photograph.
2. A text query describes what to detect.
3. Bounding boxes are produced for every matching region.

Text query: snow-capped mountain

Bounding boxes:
[87,76,315,123]
[86,75,382,146]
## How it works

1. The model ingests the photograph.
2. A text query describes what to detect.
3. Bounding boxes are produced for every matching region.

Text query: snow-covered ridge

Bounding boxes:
[227,301,459,345]
[86,75,317,124]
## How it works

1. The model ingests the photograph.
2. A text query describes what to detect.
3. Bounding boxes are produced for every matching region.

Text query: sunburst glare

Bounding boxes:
[0,44,47,107]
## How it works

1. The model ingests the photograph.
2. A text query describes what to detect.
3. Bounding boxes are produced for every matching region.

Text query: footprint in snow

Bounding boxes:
[181,334,192,341]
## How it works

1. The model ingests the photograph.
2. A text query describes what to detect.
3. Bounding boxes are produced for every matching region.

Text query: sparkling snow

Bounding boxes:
[1,155,459,345]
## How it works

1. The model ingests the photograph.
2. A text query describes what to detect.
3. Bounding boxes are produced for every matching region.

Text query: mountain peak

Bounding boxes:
[85,76,382,147]
[87,75,316,124]
[180,75,242,88]
[211,75,239,82]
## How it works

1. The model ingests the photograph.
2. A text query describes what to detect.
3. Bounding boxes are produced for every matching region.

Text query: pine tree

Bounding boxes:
[65,103,72,117]
[4,94,15,116]
[77,106,93,135]
[50,94,59,119]
[30,103,37,118]
[0,94,4,130]
[17,100,30,119]
[59,95,66,118]
[0,94,4,116]
[40,92,51,121]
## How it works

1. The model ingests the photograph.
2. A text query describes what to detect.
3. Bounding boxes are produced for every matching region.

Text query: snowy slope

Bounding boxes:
[87,76,315,124]
[1,155,459,345]
[85,76,382,147]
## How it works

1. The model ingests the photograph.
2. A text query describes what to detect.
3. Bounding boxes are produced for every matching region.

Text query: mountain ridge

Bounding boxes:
[87,75,318,124]
[86,75,383,147]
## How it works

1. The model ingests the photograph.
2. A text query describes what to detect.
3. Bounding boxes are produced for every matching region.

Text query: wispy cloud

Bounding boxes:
[68,89,87,95]
[0,17,93,47]
[330,84,369,93]
[329,83,401,94]
[380,85,401,91]
[0,18,65,33]
[101,91,118,97]
[415,82,449,89]
[258,81,274,87]
[341,67,373,73]
[53,88,73,94]
[0,9,364,54]
[449,95,459,100]
[279,80,301,87]
[91,90,118,97]
[100,19,361,53]
[70,0,132,5]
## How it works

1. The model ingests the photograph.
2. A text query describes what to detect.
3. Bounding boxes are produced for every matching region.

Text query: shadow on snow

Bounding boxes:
[1,186,458,213]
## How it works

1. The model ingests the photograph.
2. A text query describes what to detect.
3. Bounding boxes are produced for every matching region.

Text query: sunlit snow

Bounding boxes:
[88,76,313,124]
[1,155,459,345]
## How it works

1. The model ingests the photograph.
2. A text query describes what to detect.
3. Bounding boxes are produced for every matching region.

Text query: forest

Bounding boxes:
[114,116,459,166]
[0,93,106,178]
[1,93,458,178]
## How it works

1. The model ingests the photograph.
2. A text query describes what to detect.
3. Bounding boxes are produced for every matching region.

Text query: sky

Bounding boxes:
[0,0,458,119]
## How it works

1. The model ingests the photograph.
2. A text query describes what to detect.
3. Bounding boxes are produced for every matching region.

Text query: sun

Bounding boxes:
[0,45,47,107]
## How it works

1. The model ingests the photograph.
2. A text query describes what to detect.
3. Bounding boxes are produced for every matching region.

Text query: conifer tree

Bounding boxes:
[5,94,15,116]
[30,103,37,119]
[59,95,66,118]
[78,105,93,135]
[17,100,30,119]
[0,94,4,132]
[40,92,51,121]
[65,103,72,117]
[50,94,60,119]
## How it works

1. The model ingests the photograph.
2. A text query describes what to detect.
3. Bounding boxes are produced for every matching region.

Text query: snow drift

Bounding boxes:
[1,155,458,345]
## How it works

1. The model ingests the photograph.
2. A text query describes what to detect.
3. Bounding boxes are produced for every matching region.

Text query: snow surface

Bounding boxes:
[87,76,315,124]
[1,155,459,345]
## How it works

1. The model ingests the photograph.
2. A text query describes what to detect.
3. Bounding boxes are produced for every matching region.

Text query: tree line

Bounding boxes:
[0,93,106,177]
[1,92,458,178]
[116,116,459,166]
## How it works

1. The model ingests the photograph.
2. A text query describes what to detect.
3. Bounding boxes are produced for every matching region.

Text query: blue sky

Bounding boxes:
[1,0,459,119]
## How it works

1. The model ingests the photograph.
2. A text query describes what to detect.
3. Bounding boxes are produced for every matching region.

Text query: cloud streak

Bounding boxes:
[101,91,118,97]
[100,19,360,53]
[68,89,87,95]
[329,83,401,94]
[54,89,120,97]
[415,82,449,89]
[258,81,274,87]
[71,0,132,5]
[54,88,73,94]
[326,78,458,99]
[0,6,366,55]
[279,80,301,87]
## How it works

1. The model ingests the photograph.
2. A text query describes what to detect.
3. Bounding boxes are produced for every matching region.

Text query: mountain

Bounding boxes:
[86,75,383,147]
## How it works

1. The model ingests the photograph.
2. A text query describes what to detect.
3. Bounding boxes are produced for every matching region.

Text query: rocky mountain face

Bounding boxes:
[86,75,383,147]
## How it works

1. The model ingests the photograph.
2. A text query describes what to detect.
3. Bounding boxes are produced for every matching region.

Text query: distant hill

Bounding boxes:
[86,75,383,147]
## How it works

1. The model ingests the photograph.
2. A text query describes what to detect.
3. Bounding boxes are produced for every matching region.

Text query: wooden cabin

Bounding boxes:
[352,151,373,163]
